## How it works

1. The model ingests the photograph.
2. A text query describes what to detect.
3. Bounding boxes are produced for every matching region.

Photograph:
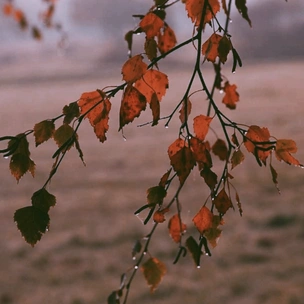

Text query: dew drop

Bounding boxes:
[4,156,8,159]
[143,251,147,255]
[136,33,141,36]
[134,265,139,269]
[165,125,169,129]
[219,89,223,94]
[197,265,201,269]
[46,228,49,232]
[229,19,233,23]
[132,256,136,260]
[232,71,236,74]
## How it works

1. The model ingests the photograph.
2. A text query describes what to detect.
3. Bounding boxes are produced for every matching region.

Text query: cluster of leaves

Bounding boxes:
[0,0,302,303]
[2,0,65,42]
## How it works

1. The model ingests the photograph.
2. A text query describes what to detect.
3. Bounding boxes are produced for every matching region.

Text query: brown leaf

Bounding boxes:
[10,153,35,182]
[62,101,80,124]
[218,36,232,63]
[200,167,218,191]
[53,124,75,150]
[179,98,192,124]
[193,206,213,234]
[212,138,228,161]
[230,149,245,169]
[153,208,169,223]
[150,93,160,126]
[235,0,252,27]
[139,12,164,39]
[168,138,196,185]
[157,24,177,54]
[270,164,280,193]
[213,188,233,215]
[135,69,168,103]
[121,54,147,83]
[190,137,212,169]
[202,33,222,63]
[31,188,56,213]
[222,81,239,109]
[119,84,146,130]
[159,168,172,188]
[33,120,55,147]
[145,37,158,61]
[204,227,222,248]
[141,257,166,293]
[168,214,187,243]
[147,186,167,206]
[193,115,212,141]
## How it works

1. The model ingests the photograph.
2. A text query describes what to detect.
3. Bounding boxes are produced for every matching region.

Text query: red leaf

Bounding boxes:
[119,84,146,130]
[193,206,213,234]
[157,24,177,54]
[121,54,147,83]
[222,81,239,109]
[168,214,187,243]
[140,12,164,39]
[213,188,233,215]
[193,115,212,141]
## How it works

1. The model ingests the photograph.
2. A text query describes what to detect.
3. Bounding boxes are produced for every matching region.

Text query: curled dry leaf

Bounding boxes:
[275,139,302,166]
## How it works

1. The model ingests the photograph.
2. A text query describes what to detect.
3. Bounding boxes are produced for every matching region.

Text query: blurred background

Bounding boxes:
[0,1,304,304]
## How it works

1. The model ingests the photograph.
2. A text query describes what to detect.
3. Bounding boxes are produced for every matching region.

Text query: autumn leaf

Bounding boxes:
[10,153,35,182]
[139,12,164,39]
[244,125,272,165]
[31,188,56,213]
[184,0,220,27]
[218,36,232,63]
[147,185,167,206]
[33,120,55,146]
[168,138,196,185]
[119,84,147,130]
[193,115,212,141]
[200,167,218,191]
[235,0,252,27]
[159,168,172,188]
[3,3,13,15]
[221,0,228,16]
[230,149,245,169]
[179,98,192,124]
[141,257,166,292]
[213,188,233,215]
[185,236,201,267]
[53,124,75,150]
[62,101,80,124]
[135,69,168,103]
[190,137,212,169]
[150,93,160,126]
[202,33,222,63]
[270,163,280,193]
[125,30,134,55]
[168,214,187,243]
[14,206,50,247]
[153,208,169,223]
[14,9,27,29]
[212,138,228,161]
[157,24,177,54]
[222,81,239,109]
[145,37,158,61]
[121,54,148,83]
[204,226,222,248]
[193,206,213,234]
[78,90,111,142]
[275,139,302,166]
[32,26,42,40]
[8,134,35,182]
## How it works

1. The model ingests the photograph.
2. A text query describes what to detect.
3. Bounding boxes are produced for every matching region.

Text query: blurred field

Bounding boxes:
[0,47,304,304]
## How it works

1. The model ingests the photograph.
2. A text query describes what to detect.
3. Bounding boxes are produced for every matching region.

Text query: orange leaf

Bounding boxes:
[153,208,169,223]
[159,168,172,188]
[119,84,146,130]
[168,214,187,243]
[193,115,212,141]
[122,54,147,83]
[244,125,271,165]
[190,137,212,169]
[212,138,228,161]
[193,206,213,234]
[275,139,302,167]
[3,3,13,15]
[139,12,164,39]
[141,257,166,293]
[157,24,177,54]
[184,0,220,27]
[213,188,233,215]
[179,98,192,124]
[78,91,111,142]
[168,139,196,185]
[135,69,168,103]
[222,81,239,109]
[202,33,222,63]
